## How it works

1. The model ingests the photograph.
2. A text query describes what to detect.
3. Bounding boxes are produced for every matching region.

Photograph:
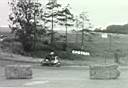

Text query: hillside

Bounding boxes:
[0,27,10,32]
[67,32,128,57]
[95,24,128,34]
[0,27,128,59]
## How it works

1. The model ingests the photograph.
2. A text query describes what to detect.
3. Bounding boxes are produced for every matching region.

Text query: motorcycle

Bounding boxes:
[40,56,61,67]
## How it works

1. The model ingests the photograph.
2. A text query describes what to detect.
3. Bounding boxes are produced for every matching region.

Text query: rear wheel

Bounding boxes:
[40,61,44,66]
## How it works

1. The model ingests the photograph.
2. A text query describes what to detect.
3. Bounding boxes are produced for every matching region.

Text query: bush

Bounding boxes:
[1,38,24,54]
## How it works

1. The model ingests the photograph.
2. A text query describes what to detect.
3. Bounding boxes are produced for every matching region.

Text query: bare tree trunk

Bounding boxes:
[65,16,68,49]
[75,30,78,44]
[51,9,54,45]
[81,29,84,49]
[33,0,36,51]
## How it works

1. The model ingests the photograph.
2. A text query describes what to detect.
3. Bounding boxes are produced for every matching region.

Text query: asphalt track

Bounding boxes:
[0,60,128,88]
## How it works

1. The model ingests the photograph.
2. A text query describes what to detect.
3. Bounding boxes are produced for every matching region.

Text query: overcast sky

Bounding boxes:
[0,0,128,29]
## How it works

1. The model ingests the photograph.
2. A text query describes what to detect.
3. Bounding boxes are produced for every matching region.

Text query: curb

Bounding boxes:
[0,53,41,63]
[0,57,41,63]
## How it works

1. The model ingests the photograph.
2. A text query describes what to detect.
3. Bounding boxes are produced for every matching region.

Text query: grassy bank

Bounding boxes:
[1,31,128,63]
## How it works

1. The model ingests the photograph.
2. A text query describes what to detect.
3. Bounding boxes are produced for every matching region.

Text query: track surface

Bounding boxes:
[0,60,128,88]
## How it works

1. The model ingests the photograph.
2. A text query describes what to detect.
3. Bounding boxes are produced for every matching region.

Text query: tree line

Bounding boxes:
[94,24,128,34]
[8,0,92,52]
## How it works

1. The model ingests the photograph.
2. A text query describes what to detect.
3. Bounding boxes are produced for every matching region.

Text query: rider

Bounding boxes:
[43,51,61,66]
[45,51,56,62]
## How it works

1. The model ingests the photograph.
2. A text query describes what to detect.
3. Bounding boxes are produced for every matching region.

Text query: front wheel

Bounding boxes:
[40,59,49,66]
[55,62,61,67]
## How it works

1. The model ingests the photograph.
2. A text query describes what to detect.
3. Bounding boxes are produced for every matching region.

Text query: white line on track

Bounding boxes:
[0,87,20,88]
[24,80,49,86]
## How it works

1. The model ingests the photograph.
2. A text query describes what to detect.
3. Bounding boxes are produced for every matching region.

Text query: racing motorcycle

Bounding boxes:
[40,56,61,67]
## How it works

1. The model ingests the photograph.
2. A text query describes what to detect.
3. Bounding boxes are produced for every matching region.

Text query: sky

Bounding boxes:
[0,0,128,29]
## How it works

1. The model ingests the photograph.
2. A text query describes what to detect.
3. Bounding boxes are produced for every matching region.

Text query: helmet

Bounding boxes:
[50,52,54,55]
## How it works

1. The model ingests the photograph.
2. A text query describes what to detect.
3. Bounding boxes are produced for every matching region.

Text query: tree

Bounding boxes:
[73,16,81,44]
[72,29,79,44]
[8,0,45,51]
[78,12,91,49]
[105,24,127,34]
[43,0,61,45]
[57,4,74,50]
[94,24,128,34]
